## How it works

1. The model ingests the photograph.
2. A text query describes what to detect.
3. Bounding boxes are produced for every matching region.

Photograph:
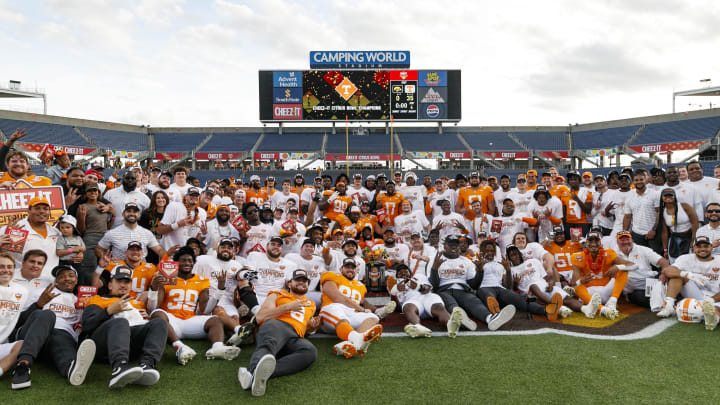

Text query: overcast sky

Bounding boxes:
[1,0,718,128]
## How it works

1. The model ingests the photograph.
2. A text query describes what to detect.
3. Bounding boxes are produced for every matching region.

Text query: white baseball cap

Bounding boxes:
[250,175,260,181]
[58,215,77,228]
[234,189,246,196]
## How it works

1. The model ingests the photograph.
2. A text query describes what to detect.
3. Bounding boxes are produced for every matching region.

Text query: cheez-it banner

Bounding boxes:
[0,180,66,227]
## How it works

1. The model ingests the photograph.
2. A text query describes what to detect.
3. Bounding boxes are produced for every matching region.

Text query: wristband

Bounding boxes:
[575,280,581,286]
[211,288,225,301]
[663,249,668,252]
[680,271,688,278]
[95,265,105,275]
[171,223,179,231]
[68,248,73,254]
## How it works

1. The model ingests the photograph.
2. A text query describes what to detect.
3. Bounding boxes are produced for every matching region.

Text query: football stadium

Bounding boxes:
[2,5,720,404]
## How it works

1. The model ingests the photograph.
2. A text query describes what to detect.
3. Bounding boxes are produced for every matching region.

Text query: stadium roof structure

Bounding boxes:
[673,85,720,113]
[0,80,46,114]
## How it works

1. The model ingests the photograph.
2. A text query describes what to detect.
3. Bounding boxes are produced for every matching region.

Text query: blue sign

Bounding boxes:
[310,51,410,68]
[273,88,302,104]
[273,71,302,87]
[418,70,447,87]
[420,103,446,120]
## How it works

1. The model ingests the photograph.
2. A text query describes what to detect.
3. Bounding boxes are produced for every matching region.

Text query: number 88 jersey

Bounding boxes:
[320,272,366,309]
[160,274,210,320]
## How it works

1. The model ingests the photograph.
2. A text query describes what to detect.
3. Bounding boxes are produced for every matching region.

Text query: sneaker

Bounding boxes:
[237,304,250,318]
[134,363,160,386]
[486,296,500,314]
[404,323,432,338]
[447,307,463,338]
[559,305,573,318]
[545,292,562,321]
[176,344,197,365]
[600,306,619,320]
[332,341,358,359]
[703,299,718,331]
[374,301,397,319]
[205,345,241,360]
[359,324,383,353]
[11,362,31,390]
[487,305,516,331]
[68,339,96,386]
[238,367,252,390]
[581,293,602,319]
[605,297,618,312]
[228,320,256,346]
[108,363,143,389]
[656,302,676,318]
[457,307,478,331]
[251,354,276,397]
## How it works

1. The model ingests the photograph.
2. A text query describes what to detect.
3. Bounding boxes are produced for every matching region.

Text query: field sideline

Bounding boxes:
[1,322,716,404]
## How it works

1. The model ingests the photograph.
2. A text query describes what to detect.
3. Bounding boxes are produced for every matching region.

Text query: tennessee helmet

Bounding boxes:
[676,298,704,323]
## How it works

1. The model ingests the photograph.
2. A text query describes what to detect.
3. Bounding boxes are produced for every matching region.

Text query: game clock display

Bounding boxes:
[259,69,460,122]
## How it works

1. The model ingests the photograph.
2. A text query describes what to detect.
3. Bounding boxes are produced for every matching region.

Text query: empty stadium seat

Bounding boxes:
[397,132,467,151]
[153,132,207,152]
[460,132,523,151]
[79,127,148,151]
[512,131,566,151]
[325,133,393,153]
[0,118,94,148]
[631,116,720,146]
[572,126,641,150]
[198,132,261,152]
[256,133,325,152]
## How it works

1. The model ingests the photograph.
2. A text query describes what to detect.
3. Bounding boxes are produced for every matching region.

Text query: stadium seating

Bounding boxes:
[0,118,94,147]
[79,127,148,151]
[631,116,720,146]
[153,132,207,152]
[572,125,641,150]
[325,133,393,153]
[256,133,325,152]
[512,131,566,151]
[198,132,261,152]
[397,132,468,151]
[460,131,524,151]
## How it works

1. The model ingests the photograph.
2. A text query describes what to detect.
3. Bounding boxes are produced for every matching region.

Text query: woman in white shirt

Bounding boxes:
[658,188,698,262]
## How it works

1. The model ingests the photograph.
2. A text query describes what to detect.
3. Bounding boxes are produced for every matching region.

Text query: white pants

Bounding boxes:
[217,296,239,318]
[152,309,215,339]
[585,279,617,304]
[319,303,379,333]
[529,278,568,299]
[403,293,444,318]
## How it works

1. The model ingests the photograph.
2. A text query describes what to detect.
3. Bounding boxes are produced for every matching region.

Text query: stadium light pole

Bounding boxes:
[345,115,349,179]
[390,115,394,172]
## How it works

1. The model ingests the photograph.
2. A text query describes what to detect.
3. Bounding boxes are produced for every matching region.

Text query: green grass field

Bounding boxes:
[2,323,716,404]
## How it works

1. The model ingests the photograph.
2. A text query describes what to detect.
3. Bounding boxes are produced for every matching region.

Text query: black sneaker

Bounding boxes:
[108,362,143,389]
[11,362,31,390]
[134,363,160,386]
[229,317,256,346]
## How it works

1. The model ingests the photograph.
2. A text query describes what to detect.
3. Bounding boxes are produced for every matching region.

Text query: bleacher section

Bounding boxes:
[153,132,207,152]
[397,132,467,151]
[325,133,392,153]
[512,131,566,151]
[631,116,720,146]
[572,125,641,149]
[198,132,260,152]
[256,133,325,152]
[0,118,94,147]
[79,127,147,151]
[460,131,523,151]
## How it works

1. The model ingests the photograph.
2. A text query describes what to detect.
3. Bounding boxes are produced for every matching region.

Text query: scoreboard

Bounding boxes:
[259,69,460,122]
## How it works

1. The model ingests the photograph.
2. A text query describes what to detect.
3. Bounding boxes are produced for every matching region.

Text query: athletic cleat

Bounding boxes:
[176,344,197,365]
[702,299,718,331]
[68,339,96,386]
[238,367,252,390]
[333,341,358,359]
[237,304,250,318]
[229,319,257,346]
[447,307,463,338]
[656,303,675,318]
[563,286,576,297]
[487,305,516,331]
[486,296,500,314]
[457,307,478,331]
[546,292,563,321]
[134,363,160,386]
[205,345,241,360]
[581,294,602,319]
[559,305,573,318]
[108,363,143,389]
[600,306,619,320]
[251,354,276,397]
[11,362,31,390]
[404,323,432,338]
[374,301,397,319]
[353,324,383,355]
[605,297,618,312]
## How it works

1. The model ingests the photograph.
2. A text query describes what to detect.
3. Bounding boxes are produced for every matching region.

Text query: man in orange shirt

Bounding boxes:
[563,171,593,239]
[457,171,496,220]
[526,170,538,191]
[246,175,269,205]
[92,241,158,296]
[319,259,383,359]
[570,232,636,319]
[0,150,52,189]
[318,181,353,228]
[237,269,321,397]
[375,181,404,227]
[544,226,583,284]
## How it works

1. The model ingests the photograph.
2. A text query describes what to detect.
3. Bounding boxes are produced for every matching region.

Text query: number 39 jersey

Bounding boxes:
[320,271,367,309]
[268,290,316,337]
[160,274,210,320]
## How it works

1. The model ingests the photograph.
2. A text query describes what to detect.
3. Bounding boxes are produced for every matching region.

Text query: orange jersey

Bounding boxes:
[203,202,217,220]
[457,186,485,219]
[266,290,316,337]
[265,187,277,197]
[355,214,378,233]
[86,294,146,310]
[550,185,570,200]
[291,185,311,195]
[570,248,617,287]
[526,183,538,191]
[103,260,157,299]
[0,172,52,186]
[322,191,353,223]
[563,188,593,224]
[246,188,269,205]
[376,192,405,225]
[544,241,583,274]
[320,271,367,308]
[160,274,210,320]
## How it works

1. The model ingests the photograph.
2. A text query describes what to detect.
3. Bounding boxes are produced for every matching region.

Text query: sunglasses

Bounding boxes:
[707,209,720,213]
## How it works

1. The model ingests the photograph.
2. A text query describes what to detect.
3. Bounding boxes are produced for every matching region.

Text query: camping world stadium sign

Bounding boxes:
[310,51,410,69]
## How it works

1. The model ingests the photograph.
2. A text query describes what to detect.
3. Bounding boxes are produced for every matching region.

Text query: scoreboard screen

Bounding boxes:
[259,69,460,122]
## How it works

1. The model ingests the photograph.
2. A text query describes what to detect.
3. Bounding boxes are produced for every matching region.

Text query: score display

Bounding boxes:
[259,69,460,122]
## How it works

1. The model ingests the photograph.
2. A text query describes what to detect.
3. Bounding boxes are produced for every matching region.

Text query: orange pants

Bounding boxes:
[575,271,628,308]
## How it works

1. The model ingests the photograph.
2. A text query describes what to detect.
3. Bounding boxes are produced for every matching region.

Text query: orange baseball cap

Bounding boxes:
[526,170,537,176]
[488,176,497,181]
[28,197,50,207]
[582,171,593,178]
[616,231,632,240]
